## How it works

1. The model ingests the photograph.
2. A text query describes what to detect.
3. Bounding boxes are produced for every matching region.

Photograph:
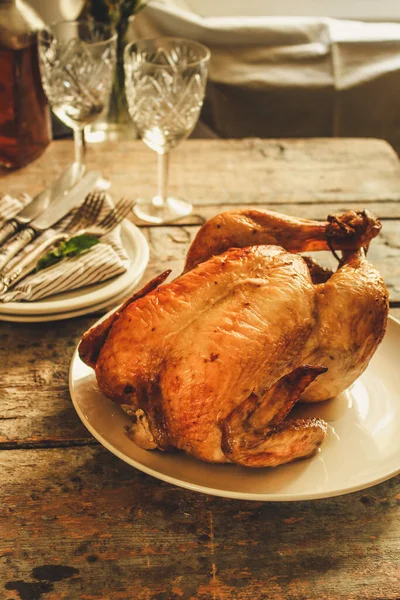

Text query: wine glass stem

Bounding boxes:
[73,127,86,168]
[155,152,169,208]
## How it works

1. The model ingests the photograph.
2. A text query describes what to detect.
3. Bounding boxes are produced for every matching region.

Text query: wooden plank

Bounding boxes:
[0,446,399,600]
[1,138,399,600]
[133,203,400,226]
[2,138,400,212]
[0,317,97,447]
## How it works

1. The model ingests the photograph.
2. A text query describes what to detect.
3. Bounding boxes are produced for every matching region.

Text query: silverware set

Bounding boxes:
[0,179,134,294]
[0,171,100,271]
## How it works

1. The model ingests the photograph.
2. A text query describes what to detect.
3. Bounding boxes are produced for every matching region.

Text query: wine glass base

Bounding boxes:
[133,197,193,224]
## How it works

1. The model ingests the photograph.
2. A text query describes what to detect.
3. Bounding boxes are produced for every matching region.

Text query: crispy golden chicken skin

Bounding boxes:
[79,210,388,467]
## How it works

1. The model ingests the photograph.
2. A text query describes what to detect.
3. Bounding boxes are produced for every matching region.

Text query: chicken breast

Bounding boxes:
[79,210,388,467]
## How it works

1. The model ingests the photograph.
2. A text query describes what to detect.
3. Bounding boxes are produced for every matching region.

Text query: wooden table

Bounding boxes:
[1,138,399,600]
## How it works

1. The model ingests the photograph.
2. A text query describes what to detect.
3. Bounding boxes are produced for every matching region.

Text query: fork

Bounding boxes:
[37,196,134,247]
[74,197,134,238]
[33,196,135,269]
[63,190,105,233]
[0,192,107,291]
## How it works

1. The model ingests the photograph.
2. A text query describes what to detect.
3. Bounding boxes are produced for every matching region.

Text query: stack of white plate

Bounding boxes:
[0,220,150,322]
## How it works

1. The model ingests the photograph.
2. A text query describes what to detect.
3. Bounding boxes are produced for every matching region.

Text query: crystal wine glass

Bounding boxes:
[38,21,117,187]
[124,37,210,223]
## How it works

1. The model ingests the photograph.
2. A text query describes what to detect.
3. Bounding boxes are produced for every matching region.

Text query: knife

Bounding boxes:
[0,162,85,246]
[0,170,100,271]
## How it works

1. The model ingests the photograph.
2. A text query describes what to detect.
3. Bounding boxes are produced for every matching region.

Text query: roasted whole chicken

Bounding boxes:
[79,209,388,467]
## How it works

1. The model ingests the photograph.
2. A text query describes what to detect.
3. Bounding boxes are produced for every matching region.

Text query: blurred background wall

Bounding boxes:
[29,0,400,154]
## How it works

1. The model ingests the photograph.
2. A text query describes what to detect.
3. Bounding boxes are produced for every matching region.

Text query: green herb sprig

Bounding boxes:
[35,234,100,272]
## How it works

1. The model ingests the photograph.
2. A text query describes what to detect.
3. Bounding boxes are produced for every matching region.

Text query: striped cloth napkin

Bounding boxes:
[0,193,31,224]
[0,193,130,303]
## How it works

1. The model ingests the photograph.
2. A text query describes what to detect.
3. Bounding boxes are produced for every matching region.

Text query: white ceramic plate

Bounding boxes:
[0,279,142,322]
[69,316,400,501]
[0,220,149,317]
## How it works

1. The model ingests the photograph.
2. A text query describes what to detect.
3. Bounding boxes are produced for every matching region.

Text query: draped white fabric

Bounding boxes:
[133,1,400,152]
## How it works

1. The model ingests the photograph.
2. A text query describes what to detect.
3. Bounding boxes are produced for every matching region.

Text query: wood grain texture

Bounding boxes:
[2,138,400,218]
[1,446,399,600]
[0,317,98,447]
[136,202,400,224]
[1,138,400,600]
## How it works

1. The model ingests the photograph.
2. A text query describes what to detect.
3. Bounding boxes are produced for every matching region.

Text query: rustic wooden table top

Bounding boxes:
[1,138,399,600]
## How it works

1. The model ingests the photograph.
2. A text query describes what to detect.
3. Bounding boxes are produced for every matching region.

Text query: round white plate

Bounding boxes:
[0,220,149,317]
[69,316,400,501]
[0,279,142,322]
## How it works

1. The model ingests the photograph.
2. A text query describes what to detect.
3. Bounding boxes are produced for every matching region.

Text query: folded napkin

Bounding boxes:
[0,193,130,303]
[0,192,31,224]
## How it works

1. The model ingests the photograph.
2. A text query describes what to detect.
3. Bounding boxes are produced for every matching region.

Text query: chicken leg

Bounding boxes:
[221,366,328,467]
[301,249,388,401]
[184,208,381,271]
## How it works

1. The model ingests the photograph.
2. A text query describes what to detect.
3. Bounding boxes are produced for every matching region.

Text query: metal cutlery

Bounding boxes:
[0,196,134,292]
[63,191,106,232]
[0,170,100,272]
[0,162,86,246]
[0,192,105,291]
[76,197,134,237]
[30,196,134,251]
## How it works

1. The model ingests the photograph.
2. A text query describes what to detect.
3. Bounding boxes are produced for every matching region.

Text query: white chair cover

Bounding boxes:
[133,1,400,152]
